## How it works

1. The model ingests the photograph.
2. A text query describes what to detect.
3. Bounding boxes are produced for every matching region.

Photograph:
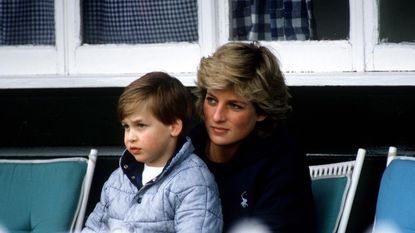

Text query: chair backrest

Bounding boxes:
[309,148,366,233]
[0,148,97,233]
[372,146,415,233]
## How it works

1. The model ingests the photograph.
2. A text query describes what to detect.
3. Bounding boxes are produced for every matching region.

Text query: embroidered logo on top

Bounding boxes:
[240,191,248,208]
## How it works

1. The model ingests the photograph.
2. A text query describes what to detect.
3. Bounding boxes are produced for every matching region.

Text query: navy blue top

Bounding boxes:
[190,123,316,233]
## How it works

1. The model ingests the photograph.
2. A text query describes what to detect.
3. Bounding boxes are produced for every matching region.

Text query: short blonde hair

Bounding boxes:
[194,42,291,135]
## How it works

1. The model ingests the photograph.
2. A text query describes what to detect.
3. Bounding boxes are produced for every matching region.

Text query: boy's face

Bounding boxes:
[121,106,181,167]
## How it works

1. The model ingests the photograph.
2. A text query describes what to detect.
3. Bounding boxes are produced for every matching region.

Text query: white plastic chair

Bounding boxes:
[0,148,97,233]
[74,148,98,232]
[309,148,366,233]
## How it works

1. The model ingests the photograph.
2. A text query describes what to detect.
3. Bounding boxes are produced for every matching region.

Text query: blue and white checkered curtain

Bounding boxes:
[82,0,198,44]
[232,0,313,41]
[0,0,55,45]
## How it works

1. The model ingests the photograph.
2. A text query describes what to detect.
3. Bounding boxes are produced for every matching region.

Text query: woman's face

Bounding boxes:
[203,88,266,148]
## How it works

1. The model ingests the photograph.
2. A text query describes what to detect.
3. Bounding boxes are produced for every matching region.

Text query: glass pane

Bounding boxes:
[82,0,198,44]
[230,0,349,41]
[311,0,349,40]
[0,0,55,46]
[379,0,415,43]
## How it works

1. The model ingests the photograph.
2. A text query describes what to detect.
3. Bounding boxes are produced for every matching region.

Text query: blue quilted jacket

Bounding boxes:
[82,138,223,233]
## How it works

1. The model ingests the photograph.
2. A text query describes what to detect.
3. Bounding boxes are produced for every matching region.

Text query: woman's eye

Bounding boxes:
[229,103,243,110]
[206,96,217,105]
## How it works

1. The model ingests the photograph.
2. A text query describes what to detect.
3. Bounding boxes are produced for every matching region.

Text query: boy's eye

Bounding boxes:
[121,123,129,129]
[136,123,147,128]
[134,121,148,129]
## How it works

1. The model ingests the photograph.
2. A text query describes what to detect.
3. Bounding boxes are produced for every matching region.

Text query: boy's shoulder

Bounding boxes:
[167,153,216,187]
[180,153,211,175]
[184,152,208,166]
[104,167,132,188]
[171,138,210,175]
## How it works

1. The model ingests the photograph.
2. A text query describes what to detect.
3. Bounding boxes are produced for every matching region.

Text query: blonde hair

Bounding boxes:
[194,42,291,135]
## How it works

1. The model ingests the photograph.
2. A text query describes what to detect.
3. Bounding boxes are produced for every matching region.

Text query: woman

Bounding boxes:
[190,42,315,233]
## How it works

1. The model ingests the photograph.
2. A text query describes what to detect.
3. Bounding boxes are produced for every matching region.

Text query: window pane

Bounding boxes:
[311,0,349,40]
[0,0,55,45]
[230,0,313,41]
[379,0,415,43]
[82,0,198,44]
[230,0,349,41]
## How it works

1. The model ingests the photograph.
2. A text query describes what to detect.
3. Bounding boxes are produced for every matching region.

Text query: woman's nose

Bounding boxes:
[212,106,226,122]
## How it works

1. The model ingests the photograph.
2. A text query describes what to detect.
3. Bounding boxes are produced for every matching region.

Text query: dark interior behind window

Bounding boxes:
[311,0,349,40]
[379,0,415,43]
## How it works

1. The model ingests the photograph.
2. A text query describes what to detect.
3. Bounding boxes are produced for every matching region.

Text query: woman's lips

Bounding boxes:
[210,126,228,134]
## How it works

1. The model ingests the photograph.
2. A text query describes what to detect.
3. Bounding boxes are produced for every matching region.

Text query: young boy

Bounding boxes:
[82,72,223,233]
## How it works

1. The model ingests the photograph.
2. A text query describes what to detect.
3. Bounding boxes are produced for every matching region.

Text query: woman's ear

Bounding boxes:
[170,119,183,137]
[257,114,267,122]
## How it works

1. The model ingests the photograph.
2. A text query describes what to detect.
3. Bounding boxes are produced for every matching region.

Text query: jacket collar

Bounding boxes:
[120,137,194,189]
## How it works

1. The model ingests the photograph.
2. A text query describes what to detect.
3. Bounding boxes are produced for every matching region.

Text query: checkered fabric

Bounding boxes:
[82,0,198,44]
[231,0,313,41]
[0,0,55,45]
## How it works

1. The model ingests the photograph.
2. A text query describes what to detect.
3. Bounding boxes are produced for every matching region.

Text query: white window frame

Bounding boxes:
[0,0,415,88]
[364,0,415,72]
[0,1,65,76]
[217,0,361,72]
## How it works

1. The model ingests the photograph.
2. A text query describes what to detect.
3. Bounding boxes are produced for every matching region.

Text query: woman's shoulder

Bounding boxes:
[243,126,307,174]
[245,125,302,155]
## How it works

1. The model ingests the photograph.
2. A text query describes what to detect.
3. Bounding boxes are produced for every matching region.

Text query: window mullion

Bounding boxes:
[64,0,81,75]
[54,0,66,74]
[198,0,219,57]
[363,0,378,71]
[216,0,230,46]
[349,0,365,72]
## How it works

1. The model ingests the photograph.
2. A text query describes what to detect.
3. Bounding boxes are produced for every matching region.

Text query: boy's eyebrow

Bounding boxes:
[131,118,145,124]
[121,117,145,124]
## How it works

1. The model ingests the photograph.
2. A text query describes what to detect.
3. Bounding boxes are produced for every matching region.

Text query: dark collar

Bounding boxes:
[120,151,144,189]
[119,137,187,190]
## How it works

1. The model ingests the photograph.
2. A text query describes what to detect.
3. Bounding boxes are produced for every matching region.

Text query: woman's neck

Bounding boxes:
[206,141,240,163]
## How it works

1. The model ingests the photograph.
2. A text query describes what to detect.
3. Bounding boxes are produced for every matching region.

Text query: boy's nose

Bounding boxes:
[126,131,137,141]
